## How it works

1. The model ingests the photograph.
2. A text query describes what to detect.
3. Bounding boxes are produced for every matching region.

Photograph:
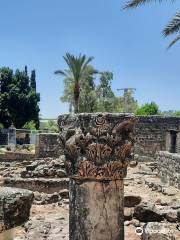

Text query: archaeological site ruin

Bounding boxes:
[0,114,180,239]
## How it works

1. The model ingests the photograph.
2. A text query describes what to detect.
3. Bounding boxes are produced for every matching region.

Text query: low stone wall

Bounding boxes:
[0,151,35,162]
[156,151,180,188]
[4,177,69,193]
[35,133,61,158]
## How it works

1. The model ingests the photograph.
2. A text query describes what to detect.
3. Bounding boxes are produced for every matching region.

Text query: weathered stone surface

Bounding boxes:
[59,113,136,181]
[170,200,180,209]
[24,207,69,240]
[35,133,61,158]
[124,195,142,208]
[134,202,164,222]
[145,177,180,198]
[162,187,177,196]
[0,151,35,162]
[21,157,66,178]
[26,164,38,171]
[124,208,133,221]
[145,178,166,193]
[69,179,124,240]
[142,222,178,240]
[33,192,59,205]
[4,177,69,193]
[25,209,68,240]
[134,116,180,162]
[165,210,178,223]
[59,189,69,199]
[129,160,138,167]
[0,162,180,240]
[33,189,69,205]
[131,219,140,227]
[0,187,33,232]
[157,151,180,189]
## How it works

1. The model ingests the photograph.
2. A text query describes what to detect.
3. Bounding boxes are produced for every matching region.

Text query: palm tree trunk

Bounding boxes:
[74,84,80,113]
[74,98,79,113]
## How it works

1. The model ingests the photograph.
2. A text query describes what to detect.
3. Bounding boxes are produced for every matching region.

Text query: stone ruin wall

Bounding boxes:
[135,116,180,161]
[157,151,180,188]
[35,133,62,158]
[133,116,180,188]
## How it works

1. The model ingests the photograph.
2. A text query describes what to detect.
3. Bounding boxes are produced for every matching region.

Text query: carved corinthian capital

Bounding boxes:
[58,113,137,181]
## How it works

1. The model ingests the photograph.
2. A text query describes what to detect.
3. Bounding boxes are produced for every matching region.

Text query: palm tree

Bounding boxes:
[55,53,94,113]
[124,0,180,48]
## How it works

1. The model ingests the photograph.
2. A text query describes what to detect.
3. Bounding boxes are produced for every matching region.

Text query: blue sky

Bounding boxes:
[0,0,179,118]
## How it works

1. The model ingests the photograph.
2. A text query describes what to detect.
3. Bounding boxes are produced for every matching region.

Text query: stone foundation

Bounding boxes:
[4,177,69,193]
[0,152,35,162]
[156,151,180,188]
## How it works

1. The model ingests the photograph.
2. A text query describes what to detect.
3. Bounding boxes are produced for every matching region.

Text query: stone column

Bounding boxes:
[58,113,137,240]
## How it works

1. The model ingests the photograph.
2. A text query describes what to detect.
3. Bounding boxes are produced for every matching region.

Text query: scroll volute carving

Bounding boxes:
[58,114,137,181]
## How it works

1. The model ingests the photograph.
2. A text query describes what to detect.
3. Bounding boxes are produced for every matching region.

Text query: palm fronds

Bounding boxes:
[123,0,167,9]
[62,53,94,84]
[54,70,67,76]
[123,0,179,48]
[167,35,180,48]
[163,12,180,36]
[54,53,94,113]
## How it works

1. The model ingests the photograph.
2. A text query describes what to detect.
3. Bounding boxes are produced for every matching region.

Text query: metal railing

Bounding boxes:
[0,128,56,146]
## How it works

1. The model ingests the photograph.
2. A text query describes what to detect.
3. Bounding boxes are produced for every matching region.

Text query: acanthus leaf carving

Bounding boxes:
[59,114,137,181]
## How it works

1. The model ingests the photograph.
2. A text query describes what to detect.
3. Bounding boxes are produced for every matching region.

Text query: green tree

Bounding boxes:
[57,56,139,113]
[119,89,138,113]
[78,66,98,112]
[124,1,180,48]
[173,111,180,116]
[55,53,94,113]
[30,70,36,91]
[25,65,28,76]
[44,120,59,132]
[136,101,159,115]
[60,66,98,113]
[0,67,40,128]
[96,72,115,112]
[0,68,14,127]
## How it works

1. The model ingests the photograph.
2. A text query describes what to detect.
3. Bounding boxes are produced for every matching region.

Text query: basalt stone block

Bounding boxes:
[134,202,164,222]
[124,195,142,208]
[0,187,33,233]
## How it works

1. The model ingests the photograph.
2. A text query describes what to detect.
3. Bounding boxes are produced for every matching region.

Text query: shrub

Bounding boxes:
[136,102,159,116]
[0,123,4,130]
[23,121,36,130]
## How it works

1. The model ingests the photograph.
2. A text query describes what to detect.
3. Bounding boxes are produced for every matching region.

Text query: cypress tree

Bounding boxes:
[30,70,36,91]
[25,65,28,76]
